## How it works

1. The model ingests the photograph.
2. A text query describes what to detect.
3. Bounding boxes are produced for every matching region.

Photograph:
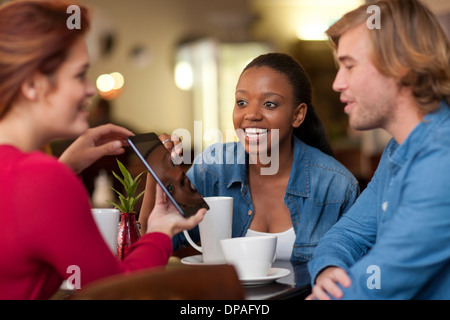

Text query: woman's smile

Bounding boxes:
[242,127,269,145]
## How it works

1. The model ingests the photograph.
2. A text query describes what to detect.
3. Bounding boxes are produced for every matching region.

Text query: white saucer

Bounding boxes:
[180,257,291,285]
[180,254,226,266]
[241,268,291,286]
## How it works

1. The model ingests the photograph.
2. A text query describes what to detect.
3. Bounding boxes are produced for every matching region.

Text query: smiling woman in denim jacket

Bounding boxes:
[140,53,359,263]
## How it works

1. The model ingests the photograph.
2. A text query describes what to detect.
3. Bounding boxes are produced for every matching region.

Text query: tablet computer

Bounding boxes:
[127,132,209,217]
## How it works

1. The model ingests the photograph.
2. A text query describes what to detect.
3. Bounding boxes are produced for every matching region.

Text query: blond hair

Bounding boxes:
[326,0,450,111]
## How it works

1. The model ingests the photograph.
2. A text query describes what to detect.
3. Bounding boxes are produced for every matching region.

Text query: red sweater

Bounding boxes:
[0,145,172,300]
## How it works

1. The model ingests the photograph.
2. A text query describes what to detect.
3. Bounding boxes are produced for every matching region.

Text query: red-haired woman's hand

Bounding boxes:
[59,123,134,174]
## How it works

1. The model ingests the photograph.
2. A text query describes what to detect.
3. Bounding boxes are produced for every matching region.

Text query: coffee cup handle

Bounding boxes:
[183,230,202,253]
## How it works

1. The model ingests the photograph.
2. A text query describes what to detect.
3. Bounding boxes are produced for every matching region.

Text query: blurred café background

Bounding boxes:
[11,0,450,196]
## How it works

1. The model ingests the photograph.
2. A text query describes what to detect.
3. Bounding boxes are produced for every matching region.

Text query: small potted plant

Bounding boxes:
[107,159,146,260]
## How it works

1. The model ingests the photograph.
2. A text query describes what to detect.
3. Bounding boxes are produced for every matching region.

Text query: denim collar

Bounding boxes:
[388,100,450,168]
[225,135,309,197]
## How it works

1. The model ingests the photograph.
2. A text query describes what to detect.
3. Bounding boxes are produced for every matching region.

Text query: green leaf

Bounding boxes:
[135,190,145,201]
[130,190,145,210]
[129,173,143,196]
[133,172,145,184]
[110,187,123,198]
[111,170,125,187]
[117,194,127,210]
[106,200,125,212]
[109,159,146,213]
[128,179,140,198]
[117,160,133,187]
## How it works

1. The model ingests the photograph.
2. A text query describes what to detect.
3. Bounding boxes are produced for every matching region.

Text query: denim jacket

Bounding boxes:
[308,101,450,299]
[173,136,359,262]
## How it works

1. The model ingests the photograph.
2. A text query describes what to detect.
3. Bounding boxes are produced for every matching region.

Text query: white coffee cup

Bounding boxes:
[91,208,120,253]
[183,196,233,264]
[220,235,277,279]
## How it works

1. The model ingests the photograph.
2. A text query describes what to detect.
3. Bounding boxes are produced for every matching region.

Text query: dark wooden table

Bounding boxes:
[52,259,311,300]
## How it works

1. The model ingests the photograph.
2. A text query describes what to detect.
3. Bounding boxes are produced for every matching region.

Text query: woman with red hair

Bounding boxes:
[0,0,204,299]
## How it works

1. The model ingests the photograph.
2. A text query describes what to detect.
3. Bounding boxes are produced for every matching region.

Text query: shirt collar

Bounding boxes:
[388,100,450,167]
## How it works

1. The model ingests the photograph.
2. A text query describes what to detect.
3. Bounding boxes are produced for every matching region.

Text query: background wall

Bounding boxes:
[80,0,255,135]
[76,0,450,186]
[81,0,450,135]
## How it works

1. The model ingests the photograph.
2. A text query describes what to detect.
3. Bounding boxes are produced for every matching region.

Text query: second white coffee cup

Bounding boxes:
[220,235,277,279]
[183,196,233,264]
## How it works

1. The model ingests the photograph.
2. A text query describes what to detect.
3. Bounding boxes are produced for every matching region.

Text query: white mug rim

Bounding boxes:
[204,196,233,202]
[220,235,276,245]
[91,208,120,213]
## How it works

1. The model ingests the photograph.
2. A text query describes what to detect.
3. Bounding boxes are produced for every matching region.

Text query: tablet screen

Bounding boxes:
[128,132,209,217]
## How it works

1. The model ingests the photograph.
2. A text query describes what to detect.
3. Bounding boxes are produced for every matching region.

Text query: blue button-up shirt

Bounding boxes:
[308,101,450,299]
[173,136,359,262]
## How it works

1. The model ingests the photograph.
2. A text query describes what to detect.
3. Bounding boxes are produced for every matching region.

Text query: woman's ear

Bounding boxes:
[20,73,47,101]
[292,103,307,128]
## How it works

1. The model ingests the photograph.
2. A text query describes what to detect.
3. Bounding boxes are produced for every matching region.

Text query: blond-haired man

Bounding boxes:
[307,0,450,299]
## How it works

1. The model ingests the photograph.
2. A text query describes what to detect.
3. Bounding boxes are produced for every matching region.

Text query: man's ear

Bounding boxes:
[292,103,307,128]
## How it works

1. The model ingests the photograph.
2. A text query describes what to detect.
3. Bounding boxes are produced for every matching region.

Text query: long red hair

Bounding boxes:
[0,0,90,118]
